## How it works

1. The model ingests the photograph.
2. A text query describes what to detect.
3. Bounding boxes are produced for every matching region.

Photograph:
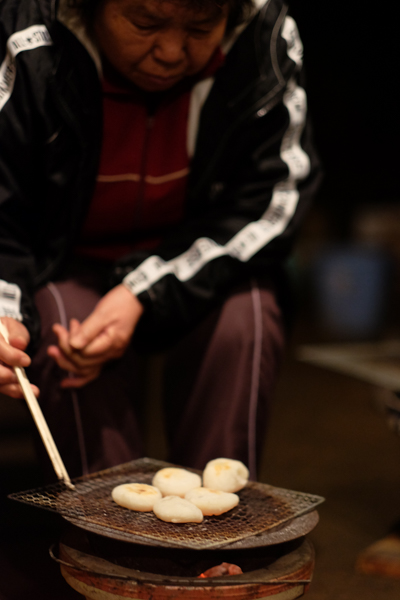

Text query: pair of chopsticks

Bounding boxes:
[0,320,74,490]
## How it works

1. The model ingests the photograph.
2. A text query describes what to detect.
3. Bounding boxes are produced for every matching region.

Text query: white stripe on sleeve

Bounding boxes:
[280,15,303,67]
[0,280,22,321]
[0,25,52,111]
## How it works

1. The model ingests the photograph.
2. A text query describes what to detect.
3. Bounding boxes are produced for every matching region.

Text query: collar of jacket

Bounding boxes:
[220,0,294,117]
[188,0,297,199]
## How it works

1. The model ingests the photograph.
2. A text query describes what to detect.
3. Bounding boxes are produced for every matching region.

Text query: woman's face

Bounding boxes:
[93,0,228,91]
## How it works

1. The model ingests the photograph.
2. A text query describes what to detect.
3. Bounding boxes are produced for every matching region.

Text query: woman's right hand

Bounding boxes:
[0,317,39,398]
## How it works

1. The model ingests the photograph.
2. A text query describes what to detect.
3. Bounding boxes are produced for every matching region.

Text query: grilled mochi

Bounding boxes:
[153,495,204,523]
[111,483,162,512]
[185,487,239,516]
[152,467,201,497]
[202,458,249,493]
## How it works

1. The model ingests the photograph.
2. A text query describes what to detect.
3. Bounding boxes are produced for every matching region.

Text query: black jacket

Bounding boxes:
[0,0,320,350]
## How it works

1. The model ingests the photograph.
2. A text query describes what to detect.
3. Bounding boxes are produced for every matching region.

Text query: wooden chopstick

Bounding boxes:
[0,320,75,490]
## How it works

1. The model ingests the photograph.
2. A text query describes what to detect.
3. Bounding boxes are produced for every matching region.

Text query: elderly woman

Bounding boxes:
[0,0,319,480]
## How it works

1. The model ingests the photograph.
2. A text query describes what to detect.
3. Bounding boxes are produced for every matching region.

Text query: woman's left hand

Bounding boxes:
[47,284,144,388]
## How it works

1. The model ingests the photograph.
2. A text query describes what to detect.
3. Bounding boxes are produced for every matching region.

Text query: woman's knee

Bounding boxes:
[34,280,101,344]
[213,280,285,357]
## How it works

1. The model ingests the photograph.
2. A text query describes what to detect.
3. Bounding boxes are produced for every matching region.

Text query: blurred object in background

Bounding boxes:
[375,388,400,438]
[353,203,400,260]
[311,243,392,341]
[353,202,400,334]
[298,340,400,392]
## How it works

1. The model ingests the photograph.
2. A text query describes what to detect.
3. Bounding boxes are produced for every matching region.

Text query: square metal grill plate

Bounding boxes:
[8,458,324,550]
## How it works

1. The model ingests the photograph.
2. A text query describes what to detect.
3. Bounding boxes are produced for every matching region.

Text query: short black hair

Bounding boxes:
[68,0,254,33]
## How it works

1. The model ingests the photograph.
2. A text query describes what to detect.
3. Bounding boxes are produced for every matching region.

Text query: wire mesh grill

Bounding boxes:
[8,458,324,550]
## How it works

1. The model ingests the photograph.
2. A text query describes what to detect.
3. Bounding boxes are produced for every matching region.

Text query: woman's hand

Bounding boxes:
[47,284,144,388]
[0,317,39,398]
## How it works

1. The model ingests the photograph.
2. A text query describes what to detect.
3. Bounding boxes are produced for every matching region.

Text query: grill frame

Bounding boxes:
[8,458,324,550]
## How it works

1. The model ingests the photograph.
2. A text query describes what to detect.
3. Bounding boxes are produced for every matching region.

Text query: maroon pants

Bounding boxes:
[28,277,285,481]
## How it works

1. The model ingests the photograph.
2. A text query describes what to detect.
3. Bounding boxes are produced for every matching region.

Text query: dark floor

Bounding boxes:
[2,315,400,599]
[263,325,400,600]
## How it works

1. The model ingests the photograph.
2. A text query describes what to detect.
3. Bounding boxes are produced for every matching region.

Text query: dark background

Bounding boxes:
[289,1,398,238]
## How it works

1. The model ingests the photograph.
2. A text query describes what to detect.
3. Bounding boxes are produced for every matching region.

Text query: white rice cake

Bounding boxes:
[111,483,162,512]
[185,487,239,516]
[152,467,202,498]
[153,495,204,523]
[202,458,249,492]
